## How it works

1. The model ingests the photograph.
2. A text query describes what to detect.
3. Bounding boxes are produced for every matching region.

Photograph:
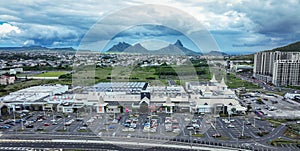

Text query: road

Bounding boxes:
[0,135,246,151]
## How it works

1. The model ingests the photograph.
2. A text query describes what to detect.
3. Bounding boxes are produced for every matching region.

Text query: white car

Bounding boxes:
[227,124,235,128]
[296,121,300,124]
[224,120,231,124]
[191,119,197,123]
[192,124,200,129]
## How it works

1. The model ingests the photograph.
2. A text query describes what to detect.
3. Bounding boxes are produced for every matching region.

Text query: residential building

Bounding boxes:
[253,51,300,85]
[0,75,16,85]
[272,60,300,86]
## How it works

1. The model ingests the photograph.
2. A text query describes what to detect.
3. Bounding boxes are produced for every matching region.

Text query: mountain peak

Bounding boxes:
[174,40,183,47]
[107,42,131,52]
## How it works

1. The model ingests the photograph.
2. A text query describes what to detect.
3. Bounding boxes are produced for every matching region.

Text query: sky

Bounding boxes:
[1,0,300,54]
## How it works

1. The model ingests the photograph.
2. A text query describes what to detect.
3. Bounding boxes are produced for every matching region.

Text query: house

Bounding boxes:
[0,75,16,85]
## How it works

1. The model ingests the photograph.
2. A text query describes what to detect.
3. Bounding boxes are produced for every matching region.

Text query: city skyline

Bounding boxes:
[1,0,300,54]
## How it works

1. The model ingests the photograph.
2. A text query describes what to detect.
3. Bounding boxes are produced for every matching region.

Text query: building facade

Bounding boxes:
[253,51,300,86]
[272,60,300,86]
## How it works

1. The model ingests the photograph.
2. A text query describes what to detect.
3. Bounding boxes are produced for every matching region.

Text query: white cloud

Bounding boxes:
[0,23,21,38]
[23,40,35,46]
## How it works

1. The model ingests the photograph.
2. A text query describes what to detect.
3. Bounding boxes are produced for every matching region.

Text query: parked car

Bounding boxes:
[26,124,34,128]
[0,125,10,129]
[212,133,221,137]
[227,124,235,128]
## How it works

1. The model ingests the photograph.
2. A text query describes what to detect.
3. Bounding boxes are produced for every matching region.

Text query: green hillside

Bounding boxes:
[268,41,300,52]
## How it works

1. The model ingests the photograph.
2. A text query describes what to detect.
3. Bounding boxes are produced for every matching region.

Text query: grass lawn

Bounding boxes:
[269,138,300,147]
[284,124,300,139]
[226,73,261,89]
[0,79,71,97]
[34,71,67,77]
[191,133,205,137]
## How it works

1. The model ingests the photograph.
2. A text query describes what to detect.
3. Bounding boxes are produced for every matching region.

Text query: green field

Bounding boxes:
[34,71,67,77]
[1,62,262,97]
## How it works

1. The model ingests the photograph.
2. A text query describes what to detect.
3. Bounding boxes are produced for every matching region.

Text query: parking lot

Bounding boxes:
[1,110,276,141]
[1,109,299,150]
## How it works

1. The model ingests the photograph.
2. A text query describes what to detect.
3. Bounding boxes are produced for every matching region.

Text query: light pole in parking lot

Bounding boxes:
[241,121,245,137]
[21,119,24,131]
[189,130,192,148]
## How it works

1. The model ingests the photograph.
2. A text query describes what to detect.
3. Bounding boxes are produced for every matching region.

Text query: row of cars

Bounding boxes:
[143,117,158,133]
[165,117,180,133]
[122,116,138,132]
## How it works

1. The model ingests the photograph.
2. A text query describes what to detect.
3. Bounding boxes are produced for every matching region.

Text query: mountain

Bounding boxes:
[106,40,201,55]
[107,42,131,52]
[123,43,148,54]
[157,40,201,55]
[230,41,300,61]
[268,41,300,52]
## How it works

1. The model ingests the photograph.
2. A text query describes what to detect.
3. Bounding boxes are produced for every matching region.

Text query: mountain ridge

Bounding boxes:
[107,40,203,55]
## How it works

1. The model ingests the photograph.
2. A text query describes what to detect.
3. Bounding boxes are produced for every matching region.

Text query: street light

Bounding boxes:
[242,121,245,137]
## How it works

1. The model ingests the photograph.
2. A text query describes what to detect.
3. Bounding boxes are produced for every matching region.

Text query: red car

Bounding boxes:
[44,123,50,126]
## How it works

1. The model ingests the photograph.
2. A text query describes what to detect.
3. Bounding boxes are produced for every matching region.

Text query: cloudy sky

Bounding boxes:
[1,0,300,54]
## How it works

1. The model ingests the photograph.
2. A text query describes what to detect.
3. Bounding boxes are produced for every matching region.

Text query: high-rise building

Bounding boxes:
[272,60,300,86]
[253,51,300,86]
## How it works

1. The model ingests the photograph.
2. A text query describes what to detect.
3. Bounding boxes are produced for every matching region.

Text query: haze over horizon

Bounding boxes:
[1,0,300,54]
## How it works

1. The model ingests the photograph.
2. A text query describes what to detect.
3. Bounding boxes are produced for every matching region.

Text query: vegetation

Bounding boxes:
[34,71,67,77]
[287,85,300,90]
[269,138,300,147]
[284,124,300,139]
[0,79,71,97]
[226,73,261,89]
[265,119,287,128]
[271,41,300,52]
[229,54,254,61]
[191,133,205,137]
[215,136,230,140]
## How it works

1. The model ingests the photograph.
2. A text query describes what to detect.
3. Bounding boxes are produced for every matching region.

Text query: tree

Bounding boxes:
[231,108,236,114]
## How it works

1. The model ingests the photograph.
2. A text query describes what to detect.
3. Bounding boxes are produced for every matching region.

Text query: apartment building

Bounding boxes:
[272,60,300,86]
[253,51,300,86]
